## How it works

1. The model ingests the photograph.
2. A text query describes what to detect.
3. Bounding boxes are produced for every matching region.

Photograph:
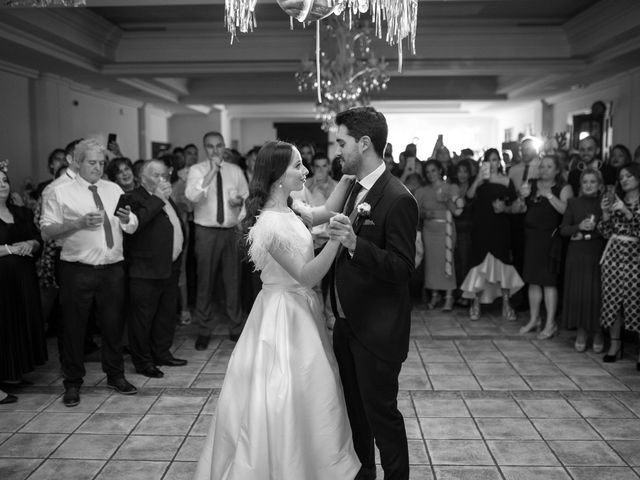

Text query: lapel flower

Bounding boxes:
[356,202,371,218]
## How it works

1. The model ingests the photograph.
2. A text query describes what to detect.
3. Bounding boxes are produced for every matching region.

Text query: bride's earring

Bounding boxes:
[278,183,283,188]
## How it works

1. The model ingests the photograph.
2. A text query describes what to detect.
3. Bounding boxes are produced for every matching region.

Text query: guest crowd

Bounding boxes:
[1,128,640,406]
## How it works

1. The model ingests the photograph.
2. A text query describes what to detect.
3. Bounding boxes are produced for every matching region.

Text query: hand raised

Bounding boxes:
[154,181,172,200]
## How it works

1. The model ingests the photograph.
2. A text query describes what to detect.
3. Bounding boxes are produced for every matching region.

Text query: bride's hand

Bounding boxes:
[338,174,356,185]
[329,213,356,251]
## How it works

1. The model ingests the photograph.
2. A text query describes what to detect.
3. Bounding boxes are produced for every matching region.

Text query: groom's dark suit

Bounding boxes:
[331,169,418,480]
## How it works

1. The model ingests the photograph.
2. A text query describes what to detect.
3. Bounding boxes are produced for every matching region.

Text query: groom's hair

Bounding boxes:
[335,106,388,158]
[240,140,294,236]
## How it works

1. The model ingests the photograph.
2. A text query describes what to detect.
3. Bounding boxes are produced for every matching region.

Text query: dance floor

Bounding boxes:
[2,305,640,480]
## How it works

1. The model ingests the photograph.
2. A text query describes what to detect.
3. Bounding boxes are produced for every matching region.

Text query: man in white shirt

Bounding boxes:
[185,131,249,349]
[41,139,139,407]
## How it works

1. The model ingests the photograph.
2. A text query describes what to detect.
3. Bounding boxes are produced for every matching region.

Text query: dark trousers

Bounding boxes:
[333,320,409,480]
[59,261,125,387]
[194,226,242,336]
[128,261,180,369]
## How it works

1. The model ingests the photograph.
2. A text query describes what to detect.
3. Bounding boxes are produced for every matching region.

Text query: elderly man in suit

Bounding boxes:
[120,160,188,378]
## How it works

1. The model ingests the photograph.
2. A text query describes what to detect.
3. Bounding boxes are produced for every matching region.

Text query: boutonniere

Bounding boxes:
[356,202,371,218]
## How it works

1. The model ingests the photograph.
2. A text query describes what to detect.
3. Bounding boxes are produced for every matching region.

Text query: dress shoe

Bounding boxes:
[136,365,164,378]
[195,335,210,351]
[63,386,80,407]
[0,393,17,405]
[107,377,137,395]
[155,356,188,367]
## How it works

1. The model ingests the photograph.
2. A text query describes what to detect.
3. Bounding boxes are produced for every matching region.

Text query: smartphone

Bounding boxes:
[437,134,443,144]
[107,133,117,145]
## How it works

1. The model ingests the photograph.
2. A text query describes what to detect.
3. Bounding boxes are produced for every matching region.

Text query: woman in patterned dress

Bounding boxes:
[598,163,640,368]
[414,159,461,311]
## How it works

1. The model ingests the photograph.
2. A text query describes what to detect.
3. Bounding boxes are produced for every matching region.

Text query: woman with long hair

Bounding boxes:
[518,154,573,339]
[460,149,523,321]
[414,159,462,311]
[598,163,640,369]
[560,169,606,352]
[452,160,474,305]
[195,140,359,479]
[0,163,47,403]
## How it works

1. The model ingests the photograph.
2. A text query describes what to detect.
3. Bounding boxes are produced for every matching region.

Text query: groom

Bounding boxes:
[329,107,418,480]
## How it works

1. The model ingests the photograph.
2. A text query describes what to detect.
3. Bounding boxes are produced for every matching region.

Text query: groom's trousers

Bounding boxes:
[333,319,409,480]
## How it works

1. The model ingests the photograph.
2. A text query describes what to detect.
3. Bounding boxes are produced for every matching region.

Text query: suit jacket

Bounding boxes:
[333,169,419,363]
[119,186,185,280]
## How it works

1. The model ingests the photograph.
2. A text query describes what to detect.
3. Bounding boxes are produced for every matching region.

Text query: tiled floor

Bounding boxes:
[1,305,640,479]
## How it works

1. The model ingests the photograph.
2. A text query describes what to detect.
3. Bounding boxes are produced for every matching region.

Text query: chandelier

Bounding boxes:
[5,0,84,5]
[295,17,390,131]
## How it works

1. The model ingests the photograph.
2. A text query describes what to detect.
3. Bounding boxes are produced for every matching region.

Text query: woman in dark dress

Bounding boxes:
[518,154,573,339]
[460,149,524,321]
[0,166,47,401]
[452,160,474,306]
[560,169,606,352]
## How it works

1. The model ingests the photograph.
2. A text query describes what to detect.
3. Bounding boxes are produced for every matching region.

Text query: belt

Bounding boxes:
[62,260,124,270]
[600,234,639,264]
[196,224,233,230]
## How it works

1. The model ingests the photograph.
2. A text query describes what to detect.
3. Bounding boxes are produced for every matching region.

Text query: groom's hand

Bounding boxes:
[329,213,356,252]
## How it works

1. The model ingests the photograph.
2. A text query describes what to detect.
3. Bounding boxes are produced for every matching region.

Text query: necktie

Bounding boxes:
[343,182,364,217]
[88,185,114,249]
[522,164,530,183]
[216,170,224,225]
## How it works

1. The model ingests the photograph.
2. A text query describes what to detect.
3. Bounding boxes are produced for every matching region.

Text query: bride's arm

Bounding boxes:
[307,175,354,226]
[270,238,340,288]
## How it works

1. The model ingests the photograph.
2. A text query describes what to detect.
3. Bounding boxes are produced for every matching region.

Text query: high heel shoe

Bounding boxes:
[442,295,454,312]
[519,317,541,335]
[592,332,604,354]
[502,302,517,322]
[469,299,480,321]
[603,338,623,363]
[428,292,441,310]
[537,323,558,340]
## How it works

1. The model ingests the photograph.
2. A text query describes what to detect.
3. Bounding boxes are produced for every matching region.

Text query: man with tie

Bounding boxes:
[185,132,249,349]
[119,160,188,378]
[328,107,419,480]
[41,139,139,407]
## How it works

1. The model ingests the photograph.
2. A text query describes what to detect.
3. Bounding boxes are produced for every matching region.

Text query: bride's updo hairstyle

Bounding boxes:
[241,140,295,234]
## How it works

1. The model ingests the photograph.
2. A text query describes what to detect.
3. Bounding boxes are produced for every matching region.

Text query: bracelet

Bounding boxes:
[4,244,12,255]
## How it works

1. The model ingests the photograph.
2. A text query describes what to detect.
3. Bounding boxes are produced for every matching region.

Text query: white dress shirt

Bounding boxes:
[185,161,249,228]
[40,169,77,247]
[164,199,184,261]
[41,175,138,265]
[508,158,541,192]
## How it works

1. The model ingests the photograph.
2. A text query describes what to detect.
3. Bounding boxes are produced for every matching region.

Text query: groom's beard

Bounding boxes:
[341,155,361,176]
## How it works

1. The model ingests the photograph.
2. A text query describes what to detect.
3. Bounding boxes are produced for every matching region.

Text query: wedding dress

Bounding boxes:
[194,209,360,480]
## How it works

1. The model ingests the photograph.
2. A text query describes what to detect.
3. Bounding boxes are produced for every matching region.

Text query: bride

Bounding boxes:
[194,140,360,480]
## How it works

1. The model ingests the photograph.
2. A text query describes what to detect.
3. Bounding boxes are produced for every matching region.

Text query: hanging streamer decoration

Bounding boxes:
[226,0,418,71]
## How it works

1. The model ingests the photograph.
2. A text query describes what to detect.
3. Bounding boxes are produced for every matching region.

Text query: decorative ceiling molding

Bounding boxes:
[117,78,180,103]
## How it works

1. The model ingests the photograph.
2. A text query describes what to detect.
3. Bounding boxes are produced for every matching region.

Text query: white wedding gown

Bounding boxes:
[194,210,360,480]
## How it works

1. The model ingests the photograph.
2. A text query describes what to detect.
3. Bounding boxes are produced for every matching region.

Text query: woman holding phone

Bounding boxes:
[598,163,640,369]
[460,149,523,321]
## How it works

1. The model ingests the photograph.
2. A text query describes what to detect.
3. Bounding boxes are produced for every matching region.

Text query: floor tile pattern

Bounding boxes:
[1,306,639,479]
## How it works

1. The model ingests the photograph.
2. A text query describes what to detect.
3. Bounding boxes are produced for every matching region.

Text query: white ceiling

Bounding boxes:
[0,0,639,114]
